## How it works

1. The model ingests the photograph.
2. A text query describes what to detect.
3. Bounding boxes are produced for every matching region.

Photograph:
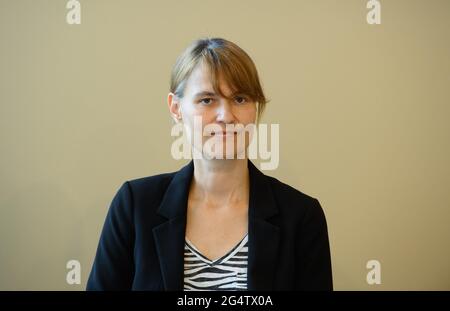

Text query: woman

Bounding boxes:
[87,38,333,291]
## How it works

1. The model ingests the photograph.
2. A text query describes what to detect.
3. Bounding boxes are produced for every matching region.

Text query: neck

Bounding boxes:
[190,158,250,207]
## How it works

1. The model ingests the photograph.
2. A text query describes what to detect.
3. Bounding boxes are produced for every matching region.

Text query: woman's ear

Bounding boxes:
[167,92,182,122]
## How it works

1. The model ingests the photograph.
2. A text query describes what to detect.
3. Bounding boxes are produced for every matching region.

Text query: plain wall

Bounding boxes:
[0,0,449,290]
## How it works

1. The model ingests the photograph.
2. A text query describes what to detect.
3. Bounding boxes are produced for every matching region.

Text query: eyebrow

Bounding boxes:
[193,91,217,98]
[193,91,248,98]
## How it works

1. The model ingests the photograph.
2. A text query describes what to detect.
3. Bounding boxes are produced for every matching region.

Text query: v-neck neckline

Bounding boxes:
[185,234,248,266]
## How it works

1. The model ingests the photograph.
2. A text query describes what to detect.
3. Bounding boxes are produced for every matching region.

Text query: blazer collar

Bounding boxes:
[152,160,280,290]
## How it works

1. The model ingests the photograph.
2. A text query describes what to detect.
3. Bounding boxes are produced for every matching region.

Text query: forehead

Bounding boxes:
[184,62,233,96]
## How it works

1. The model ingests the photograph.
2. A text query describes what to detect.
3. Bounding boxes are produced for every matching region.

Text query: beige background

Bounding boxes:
[1,0,449,290]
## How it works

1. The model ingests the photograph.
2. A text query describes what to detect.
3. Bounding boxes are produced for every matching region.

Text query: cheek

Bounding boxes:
[181,110,211,136]
[180,101,200,125]
[183,100,213,120]
[240,104,257,124]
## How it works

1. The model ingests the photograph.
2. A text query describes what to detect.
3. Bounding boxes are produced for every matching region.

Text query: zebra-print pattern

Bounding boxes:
[183,234,248,291]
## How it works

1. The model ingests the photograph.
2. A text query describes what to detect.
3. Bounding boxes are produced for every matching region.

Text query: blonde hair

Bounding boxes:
[170,38,268,121]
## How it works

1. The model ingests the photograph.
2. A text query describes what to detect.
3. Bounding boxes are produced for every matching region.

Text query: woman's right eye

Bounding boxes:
[199,98,213,105]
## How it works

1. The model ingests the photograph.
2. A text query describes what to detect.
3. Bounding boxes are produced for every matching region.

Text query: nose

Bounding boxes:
[215,99,236,124]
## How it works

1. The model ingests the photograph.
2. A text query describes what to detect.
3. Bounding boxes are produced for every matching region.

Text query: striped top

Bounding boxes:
[183,234,249,291]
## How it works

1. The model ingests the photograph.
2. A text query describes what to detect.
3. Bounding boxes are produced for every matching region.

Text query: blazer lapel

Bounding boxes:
[247,161,280,290]
[152,160,280,291]
[153,160,194,290]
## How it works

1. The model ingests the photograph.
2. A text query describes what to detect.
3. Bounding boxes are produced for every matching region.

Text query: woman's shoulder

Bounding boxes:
[265,174,318,203]
[123,170,178,201]
[263,174,325,219]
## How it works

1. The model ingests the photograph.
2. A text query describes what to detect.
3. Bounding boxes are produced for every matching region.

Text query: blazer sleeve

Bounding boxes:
[295,198,333,290]
[86,182,135,290]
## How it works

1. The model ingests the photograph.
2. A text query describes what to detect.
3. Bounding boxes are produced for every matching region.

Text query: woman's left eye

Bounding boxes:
[234,96,247,104]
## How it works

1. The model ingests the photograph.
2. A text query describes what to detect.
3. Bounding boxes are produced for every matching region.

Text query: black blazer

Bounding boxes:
[87,160,333,290]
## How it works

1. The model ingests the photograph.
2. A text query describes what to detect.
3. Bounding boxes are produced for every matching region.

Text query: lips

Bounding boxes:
[211,131,237,136]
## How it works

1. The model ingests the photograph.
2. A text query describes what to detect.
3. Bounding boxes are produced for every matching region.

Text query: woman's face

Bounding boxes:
[169,62,257,160]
